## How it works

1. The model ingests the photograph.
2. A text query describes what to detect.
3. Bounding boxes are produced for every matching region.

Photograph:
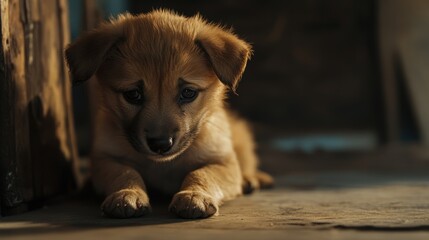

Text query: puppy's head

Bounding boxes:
[65,10,252,161]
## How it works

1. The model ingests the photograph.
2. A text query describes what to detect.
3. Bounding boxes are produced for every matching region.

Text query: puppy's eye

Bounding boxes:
[123,89,143,105]
[180,88,198,103]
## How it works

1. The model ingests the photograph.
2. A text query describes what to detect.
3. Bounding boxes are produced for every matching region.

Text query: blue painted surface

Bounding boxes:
[68,0,129,40]
[68,0,83,40]
[272,133,377,153]
[98,0,129,18]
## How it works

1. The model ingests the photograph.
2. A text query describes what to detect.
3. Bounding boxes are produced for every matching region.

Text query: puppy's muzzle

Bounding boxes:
[147,136,174,154]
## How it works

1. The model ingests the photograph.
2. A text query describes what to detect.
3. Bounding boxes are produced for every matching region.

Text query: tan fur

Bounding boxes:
[65,9,273,219]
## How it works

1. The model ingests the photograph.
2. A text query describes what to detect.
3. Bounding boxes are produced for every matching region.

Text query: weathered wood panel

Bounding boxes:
[0,0,78,215]
[379,0,429,146]
[0,0,33,214]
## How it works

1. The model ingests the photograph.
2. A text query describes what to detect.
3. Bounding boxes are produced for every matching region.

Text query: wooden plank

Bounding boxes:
[58,0,82,188]
[0,0,77,215]
[400,43,429,146]
[27,0,77,197]
[379,0,429,146]
[0,0,32,213]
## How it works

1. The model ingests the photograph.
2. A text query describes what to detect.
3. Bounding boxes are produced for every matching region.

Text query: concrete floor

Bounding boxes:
[1,171,429,240]
[2,144,429,239]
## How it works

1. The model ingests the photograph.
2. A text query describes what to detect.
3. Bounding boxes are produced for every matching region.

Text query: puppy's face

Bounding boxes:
[66,10,251,161]
[95,31,223,161]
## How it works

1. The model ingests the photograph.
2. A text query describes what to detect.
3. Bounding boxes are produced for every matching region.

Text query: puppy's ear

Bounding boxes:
[196,26,252,92]
[65,26,123,85]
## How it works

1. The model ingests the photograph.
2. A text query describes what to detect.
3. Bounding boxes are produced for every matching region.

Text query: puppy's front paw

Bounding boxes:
[101,189,151,218]
[169,191,218,219]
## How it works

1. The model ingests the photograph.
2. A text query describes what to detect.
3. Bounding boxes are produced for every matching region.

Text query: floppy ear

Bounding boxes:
[65,26,123,85]
[196,27,252,92]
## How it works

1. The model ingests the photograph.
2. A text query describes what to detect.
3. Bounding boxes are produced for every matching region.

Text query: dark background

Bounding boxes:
[70,0,420,156]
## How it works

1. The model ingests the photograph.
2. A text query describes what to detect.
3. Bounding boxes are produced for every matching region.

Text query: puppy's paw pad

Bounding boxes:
[101,189,151,218]
[169,191,218,219]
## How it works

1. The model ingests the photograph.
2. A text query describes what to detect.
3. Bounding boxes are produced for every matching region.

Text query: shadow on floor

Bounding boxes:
[0,188,194,236]
[2,172,429,238]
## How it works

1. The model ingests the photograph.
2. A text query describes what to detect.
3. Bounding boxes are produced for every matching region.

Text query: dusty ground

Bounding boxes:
[1,170,429,240]
[2,145,429,239]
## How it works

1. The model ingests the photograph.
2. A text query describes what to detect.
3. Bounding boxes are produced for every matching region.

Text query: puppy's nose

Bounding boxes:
[147,136,173,154]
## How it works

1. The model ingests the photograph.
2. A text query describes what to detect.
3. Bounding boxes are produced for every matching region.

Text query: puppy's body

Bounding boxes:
[66,10,273,219]
[92,100,238,197]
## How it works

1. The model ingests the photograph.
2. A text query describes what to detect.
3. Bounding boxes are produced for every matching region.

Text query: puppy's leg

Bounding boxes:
[169,158,242,219]
[238,147,274,194]
[230,116,274,193]
[92,158,151,218]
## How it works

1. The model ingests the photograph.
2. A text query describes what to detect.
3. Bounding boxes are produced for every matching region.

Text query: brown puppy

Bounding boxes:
[65,9,273,219]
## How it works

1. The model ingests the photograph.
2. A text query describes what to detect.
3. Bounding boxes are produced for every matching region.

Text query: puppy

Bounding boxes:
[65,9,273,219]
